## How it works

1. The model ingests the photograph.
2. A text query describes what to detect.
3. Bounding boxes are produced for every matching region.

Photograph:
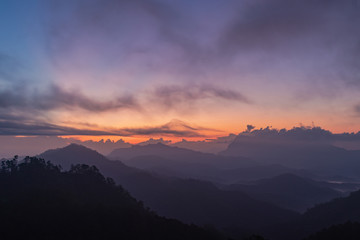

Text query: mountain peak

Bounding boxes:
[39,144,111,170]
[64,143,92,150]
[133,142,168,148]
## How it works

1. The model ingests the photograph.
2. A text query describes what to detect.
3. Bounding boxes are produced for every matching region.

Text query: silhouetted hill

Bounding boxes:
[266,188,360,239]
[226,174,341,212]
[38,144,299,235]
[304,221,360,240]
[41,143,120,169]
[301,189,360,233]
[140,178,299,231]
[0,157,224,240]
[39,143,145,183]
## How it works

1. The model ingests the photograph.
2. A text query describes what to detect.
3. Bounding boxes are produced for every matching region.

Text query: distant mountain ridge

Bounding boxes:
[38,144,299,235]
[108,143,261,182]
[109,142,223,161]
[29,143,360,239]
[221,136,360,179]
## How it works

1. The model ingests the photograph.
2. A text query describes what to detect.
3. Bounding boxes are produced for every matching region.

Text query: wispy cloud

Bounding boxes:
[2,0,360,137]
[220,0,360,85]
[0,118,214,137]
[150,84,250,110]
[0,120,113,136]
[44,0,360,92]
[120,119,221,137]
[0,84,139,112]
[0,82,249,116]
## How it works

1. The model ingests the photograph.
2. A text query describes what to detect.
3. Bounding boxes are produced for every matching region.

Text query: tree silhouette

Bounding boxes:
[0,156,228,240]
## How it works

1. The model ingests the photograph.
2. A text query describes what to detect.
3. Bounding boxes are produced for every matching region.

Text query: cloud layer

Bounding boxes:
[1,0,360,139]
[0,118,214,137]
[150,84,250,110]
[44,0,360,101]
[237,125,360,143]
[0,84,139,112]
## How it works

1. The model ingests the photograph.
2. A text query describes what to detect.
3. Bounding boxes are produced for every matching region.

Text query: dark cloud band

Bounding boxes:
[0,119,210,137]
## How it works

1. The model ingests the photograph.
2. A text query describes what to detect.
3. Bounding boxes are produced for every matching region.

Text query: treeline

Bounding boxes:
[0,156,229,240]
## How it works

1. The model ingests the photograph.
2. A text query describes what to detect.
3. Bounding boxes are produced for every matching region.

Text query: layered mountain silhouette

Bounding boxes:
[6,143,360,239]
[108,143,334,186]
[39,144,299,235]
[109,142,254,168]
[108,143,259,183]
[221,136,360,179]
[226,173,341,212]
[263,186,360,239]
[39,143,360,239]
[0,156,225,240]
[300,189,360,236]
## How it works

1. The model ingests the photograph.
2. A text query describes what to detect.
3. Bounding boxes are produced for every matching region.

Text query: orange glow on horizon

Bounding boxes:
[59,135,220,144]
[58,119,360,144]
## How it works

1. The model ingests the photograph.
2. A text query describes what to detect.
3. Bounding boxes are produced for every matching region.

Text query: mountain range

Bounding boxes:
[35,144,360,240]
[37,143,360,239]
[108,143,259,183]
[221,136,360,180]
[39,144,299,236]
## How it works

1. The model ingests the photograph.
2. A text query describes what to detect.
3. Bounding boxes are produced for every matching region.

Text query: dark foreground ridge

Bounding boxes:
[0,156,227,240]
[304,222,360,240]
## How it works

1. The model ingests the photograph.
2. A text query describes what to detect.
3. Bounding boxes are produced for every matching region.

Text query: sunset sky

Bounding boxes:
[1,0,360,142]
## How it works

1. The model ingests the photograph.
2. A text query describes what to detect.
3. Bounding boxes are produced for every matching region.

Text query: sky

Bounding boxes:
[1,0,360,144]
